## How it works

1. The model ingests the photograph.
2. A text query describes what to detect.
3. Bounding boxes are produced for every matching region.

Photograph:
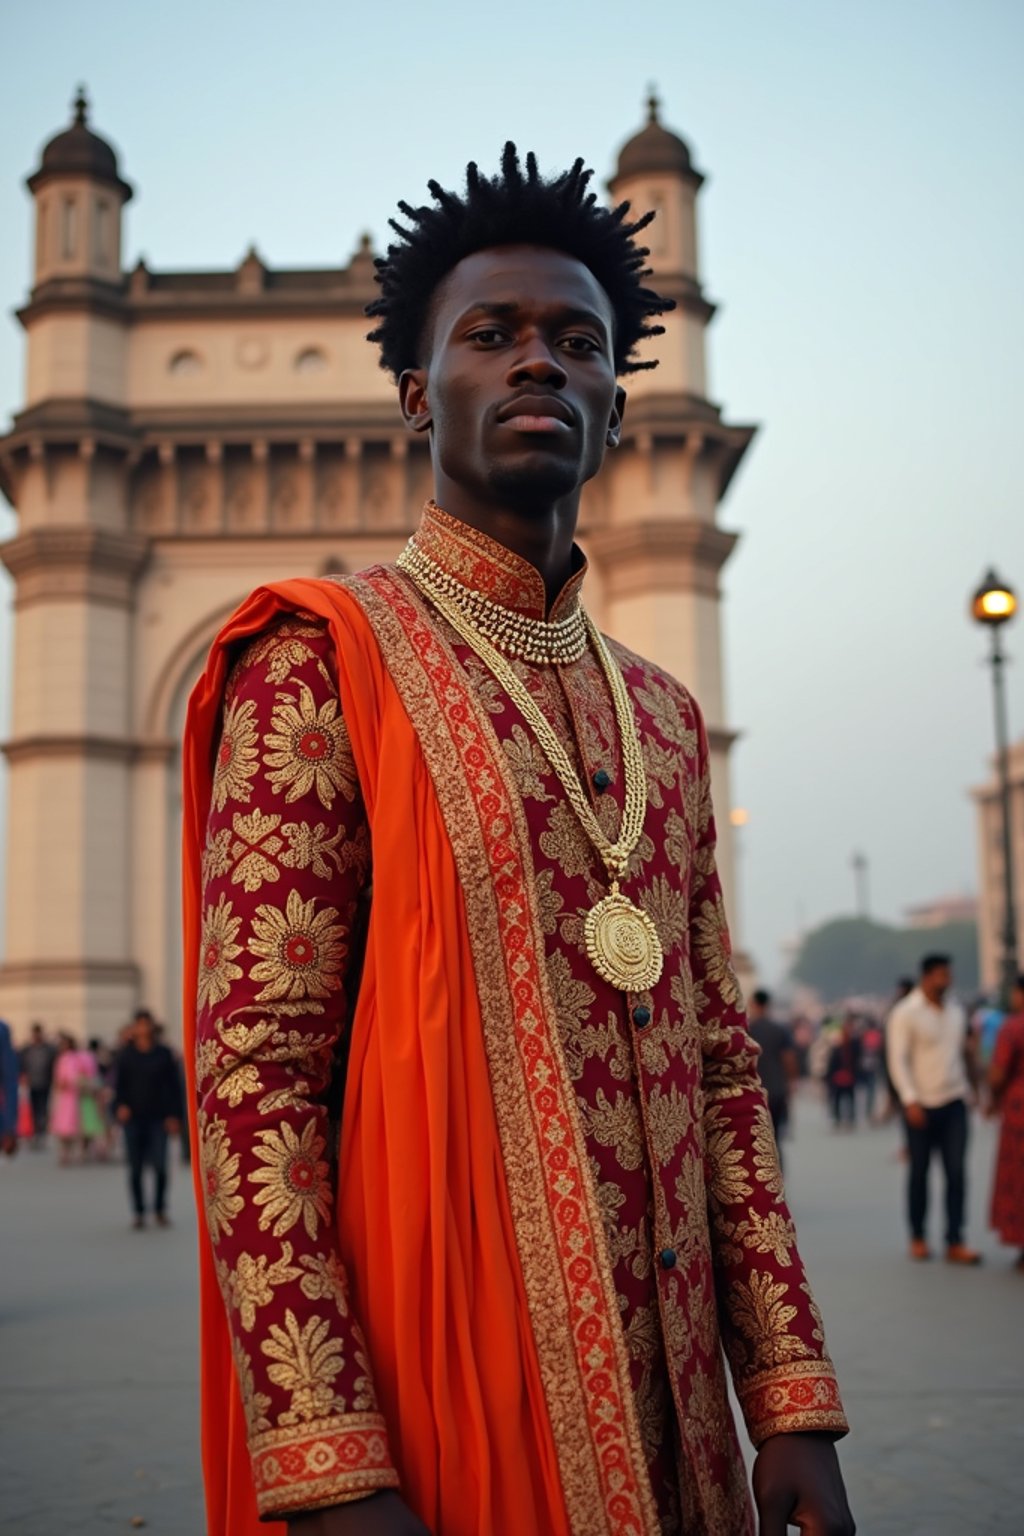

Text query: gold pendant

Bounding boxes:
[584,887,664,992]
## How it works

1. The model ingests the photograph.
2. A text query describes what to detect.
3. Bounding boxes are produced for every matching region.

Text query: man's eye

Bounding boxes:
[560,335,600,353]
[469,328,507,345]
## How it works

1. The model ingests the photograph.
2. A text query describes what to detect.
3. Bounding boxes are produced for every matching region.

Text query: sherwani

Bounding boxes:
[194,503,847,1533]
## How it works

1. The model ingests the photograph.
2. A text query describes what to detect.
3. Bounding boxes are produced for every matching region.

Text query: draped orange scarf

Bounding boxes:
[182,579,570,1536]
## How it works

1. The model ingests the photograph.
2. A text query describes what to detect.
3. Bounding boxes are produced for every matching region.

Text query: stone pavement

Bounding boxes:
[2,1094,1022,1535]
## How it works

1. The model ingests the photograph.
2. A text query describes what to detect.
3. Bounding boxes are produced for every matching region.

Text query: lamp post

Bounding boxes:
[971,568,1018,1009]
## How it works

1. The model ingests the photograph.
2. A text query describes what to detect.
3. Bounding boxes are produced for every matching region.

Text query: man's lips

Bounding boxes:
[495,395,576,433]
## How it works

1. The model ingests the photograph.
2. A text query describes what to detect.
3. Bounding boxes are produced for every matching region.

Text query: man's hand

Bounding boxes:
[116,1105,131,1124]
[903,1101,926,1129]
[753,1432,855,1535]
[287,1491,430,1536]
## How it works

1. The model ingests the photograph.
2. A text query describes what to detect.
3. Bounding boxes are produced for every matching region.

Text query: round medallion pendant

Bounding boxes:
[584,890,664,992]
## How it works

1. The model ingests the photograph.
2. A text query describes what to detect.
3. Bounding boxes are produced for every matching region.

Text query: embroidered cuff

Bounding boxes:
[737,1359,849,1448]
[251,1412,399,1519]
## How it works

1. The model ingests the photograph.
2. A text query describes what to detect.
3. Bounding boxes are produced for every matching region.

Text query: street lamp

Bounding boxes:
[971,568,1019,1009]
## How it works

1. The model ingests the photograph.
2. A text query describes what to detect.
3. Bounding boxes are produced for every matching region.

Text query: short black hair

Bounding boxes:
[752,988,772,1008]
[367,143,674,381]
[920,953,951,976]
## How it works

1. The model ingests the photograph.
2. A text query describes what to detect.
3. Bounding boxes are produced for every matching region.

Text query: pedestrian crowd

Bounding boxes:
[741,958,1024,1271]
[2,961,1023,1266]
[0,1007,188,1229]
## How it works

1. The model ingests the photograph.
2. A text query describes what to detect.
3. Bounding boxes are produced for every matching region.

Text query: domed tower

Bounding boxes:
[27,87,133,289]
[0,91,145,1039]
[584,95,756,974]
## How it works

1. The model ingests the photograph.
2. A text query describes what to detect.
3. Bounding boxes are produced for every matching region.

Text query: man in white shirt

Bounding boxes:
[887,953,981,1264]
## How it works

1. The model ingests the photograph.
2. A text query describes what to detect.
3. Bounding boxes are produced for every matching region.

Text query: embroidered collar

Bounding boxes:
[409,501,587,623]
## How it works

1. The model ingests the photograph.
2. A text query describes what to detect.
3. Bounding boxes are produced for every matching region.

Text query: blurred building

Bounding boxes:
[903,893,978,929]
[0,91,756,1039]
[973,738,1024,993]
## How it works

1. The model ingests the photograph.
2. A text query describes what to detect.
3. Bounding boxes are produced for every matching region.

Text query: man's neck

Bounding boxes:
[921,986,945,1008]
[432,482,579,609]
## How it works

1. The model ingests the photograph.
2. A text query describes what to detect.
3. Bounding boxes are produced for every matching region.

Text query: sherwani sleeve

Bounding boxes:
[194,616,400,1519]
[688,704,849,1446]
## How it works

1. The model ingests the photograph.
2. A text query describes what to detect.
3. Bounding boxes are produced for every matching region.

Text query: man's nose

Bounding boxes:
[507,338,567,388]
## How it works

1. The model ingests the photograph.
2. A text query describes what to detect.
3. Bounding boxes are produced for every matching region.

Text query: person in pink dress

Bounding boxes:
[989,974,1024,1269]
[51,1033,84,1164]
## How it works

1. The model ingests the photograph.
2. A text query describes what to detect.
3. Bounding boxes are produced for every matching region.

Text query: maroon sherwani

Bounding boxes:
[195,502,847,1531]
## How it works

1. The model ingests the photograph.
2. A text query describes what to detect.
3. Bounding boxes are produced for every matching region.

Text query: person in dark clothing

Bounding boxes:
[826,1016,863,1129]
[747,989,798,1165]
[18,1022,56,1147]
[114,1009,183,1228]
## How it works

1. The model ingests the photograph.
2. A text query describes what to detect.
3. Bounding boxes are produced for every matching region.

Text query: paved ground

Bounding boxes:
[2,1092,1022,1534]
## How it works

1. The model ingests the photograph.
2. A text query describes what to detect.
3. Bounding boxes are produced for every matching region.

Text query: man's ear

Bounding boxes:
[399,368,432,434]
[606,385,627,449]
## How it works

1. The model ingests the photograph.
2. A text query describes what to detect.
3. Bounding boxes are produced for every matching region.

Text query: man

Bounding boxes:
[184,148,853,1536]
[887,954,980,1264]
[1,1018,19,1156]
[747,988,798,1161]
[114,1008,182,1228]
[18,1021,56,1147]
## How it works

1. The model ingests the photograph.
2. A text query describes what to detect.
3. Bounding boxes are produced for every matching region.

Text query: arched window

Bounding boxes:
[295,347,328,374]
[61,196,78,260]
[95,199,111,267]
[168,349,204,377]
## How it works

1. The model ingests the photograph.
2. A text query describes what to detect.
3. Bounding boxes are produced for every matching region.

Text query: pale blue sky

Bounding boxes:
[1,0,1022,982]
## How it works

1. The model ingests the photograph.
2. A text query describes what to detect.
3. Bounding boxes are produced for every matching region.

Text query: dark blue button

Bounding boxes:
[631,1005,652,1028]
[660,1248,677,1270]
[593,768,612,792]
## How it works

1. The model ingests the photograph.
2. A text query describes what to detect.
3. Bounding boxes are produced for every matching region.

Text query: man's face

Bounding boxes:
[400,245,624,510]
[134,1018,154,1049]
[927,965,952,1000]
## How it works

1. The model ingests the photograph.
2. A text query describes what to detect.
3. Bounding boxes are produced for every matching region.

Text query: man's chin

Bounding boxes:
[487,456,583,507]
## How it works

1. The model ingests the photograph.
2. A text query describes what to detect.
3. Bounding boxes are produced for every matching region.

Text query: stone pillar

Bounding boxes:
[0,490,148,1036]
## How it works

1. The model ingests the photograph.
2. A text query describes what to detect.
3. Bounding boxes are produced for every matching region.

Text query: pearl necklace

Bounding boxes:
[396,539,589,666]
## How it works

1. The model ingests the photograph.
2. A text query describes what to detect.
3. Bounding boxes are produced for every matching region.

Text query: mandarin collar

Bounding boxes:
[410,501,587,622]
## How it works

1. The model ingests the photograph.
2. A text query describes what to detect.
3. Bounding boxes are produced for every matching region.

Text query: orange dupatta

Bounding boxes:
[182,578,570,1536]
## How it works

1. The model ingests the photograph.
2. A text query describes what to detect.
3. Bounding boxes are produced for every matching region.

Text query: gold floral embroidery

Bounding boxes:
[217,1242,302,1330]
[634,678,697,753]
[705,1104,754,1209]
[214,1061,264,1107]
[232,1333,272,1434]
[502,724,555,802]
[200,1113,245,1241]
[262,1310,345,1425]
[197,894,245,1012]
[202,825,233,885]
[250,1118,332,1238]
[248,889,346,1003]
[230,809,285,892]
[729,1271,813,1371]
[640,874,687,953]
[538,800,595,880]
[693,892,741,1007]
[264,682,357,808]
[213,696,261,811]
[279,820,350,879]
[580,1088,646,1172]
[644,1082,693,1167]
[752,1108,785,1195]
[299,1252,351,1315]
[717,1208,797,1268]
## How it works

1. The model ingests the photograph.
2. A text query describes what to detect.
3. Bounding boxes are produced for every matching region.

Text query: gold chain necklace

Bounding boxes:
[397,540,589,665]
[401,562,664,992]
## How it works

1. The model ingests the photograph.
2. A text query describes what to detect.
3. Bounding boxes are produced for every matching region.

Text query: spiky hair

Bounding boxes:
[366,142,674,380]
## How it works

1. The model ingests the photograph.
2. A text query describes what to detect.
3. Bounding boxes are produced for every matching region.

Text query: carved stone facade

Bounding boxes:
[0,92,756,1039]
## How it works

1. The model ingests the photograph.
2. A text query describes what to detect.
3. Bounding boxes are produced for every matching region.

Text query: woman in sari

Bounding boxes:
[989,975,1024,1269]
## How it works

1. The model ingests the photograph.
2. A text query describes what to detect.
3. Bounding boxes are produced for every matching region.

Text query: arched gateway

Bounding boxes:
[0,91,755,1042]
